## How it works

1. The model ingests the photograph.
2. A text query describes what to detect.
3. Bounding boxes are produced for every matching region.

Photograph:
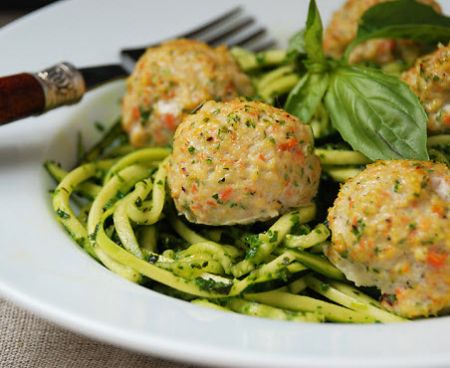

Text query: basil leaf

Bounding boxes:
[304,0,325,64]
[324,66,429,160]
[345,0,450,60]
[285,73,330,123]
[287,29,306,61]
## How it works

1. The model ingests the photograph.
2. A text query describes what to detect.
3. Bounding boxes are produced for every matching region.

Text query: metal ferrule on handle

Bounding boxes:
[33,62,86,111]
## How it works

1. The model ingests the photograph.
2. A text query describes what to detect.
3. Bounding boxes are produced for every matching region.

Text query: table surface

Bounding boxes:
[0,299,192,368]
[0,10,196,368]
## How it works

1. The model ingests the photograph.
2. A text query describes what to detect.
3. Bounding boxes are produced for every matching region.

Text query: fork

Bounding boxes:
[0,6,276,126]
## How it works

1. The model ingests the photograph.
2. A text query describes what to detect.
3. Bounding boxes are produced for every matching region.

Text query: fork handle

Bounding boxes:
[0,62,85,125]
[0,73,45,125]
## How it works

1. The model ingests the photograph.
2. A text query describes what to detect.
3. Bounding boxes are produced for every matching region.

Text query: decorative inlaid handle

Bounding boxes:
[0,62,85,125]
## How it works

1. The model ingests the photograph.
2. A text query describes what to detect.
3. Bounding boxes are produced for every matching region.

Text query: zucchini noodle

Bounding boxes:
[245,289,376,323]
[52,162,98,257]
[224,298,323,323]
[312,149,370,182]
[231,48,287,72]
[257,66,300,103]
[323,166,363,182]
[80,120,125,163]
[104,147,170,183]
[231,206,316,278]
[314,149,371,166]
[284,223,330,249]
[428,134,450,147]
[46,131,405,322]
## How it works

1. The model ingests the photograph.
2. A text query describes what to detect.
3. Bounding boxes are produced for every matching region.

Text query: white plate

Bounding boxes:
[0,1,449,367]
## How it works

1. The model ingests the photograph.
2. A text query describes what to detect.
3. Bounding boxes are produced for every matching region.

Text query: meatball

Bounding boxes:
[402,44,450,134]
[327,160,450,318]
[167,99,321,225]
[323,0,442,65]
[122,39,254,147]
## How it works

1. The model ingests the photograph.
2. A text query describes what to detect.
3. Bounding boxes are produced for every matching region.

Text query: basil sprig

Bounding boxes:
[285,73,329,123]
[285,0,434,161]
[324,66,428,160]
[344,0,450,60]
[286,29,305,61]
[303,0,325,64]
[285,0,329,127]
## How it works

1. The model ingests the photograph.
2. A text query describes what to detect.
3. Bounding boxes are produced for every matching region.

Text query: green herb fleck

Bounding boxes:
[351,218,366,240]
[320,282,330,292]
[94,121,105,132]
[383,293,397,306]
[290,214,311,235]
[76,132,84,162]
[393,179,401,193]
[212,193,223,204]
[56,208,70,219]
[135,197,142,208]
[227,113,241,123]
[245,119,255,128]
[103,191,125,210]
[148,254,159,264]
[267,230,279,243]
[140,107,152,122]
[194,277,231,294]
[244,234,262,259]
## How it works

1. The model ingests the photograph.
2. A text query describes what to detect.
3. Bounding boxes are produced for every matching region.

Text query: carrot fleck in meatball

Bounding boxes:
[327,160,450,318]
[122,39,254,147]
[402,43,450,134]
[323,0,442,65]
[167,99,321,225]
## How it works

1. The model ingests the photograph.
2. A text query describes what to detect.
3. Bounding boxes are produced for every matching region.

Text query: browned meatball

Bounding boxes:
[122,39,254,147]
[402,43,450,134]
[323,0,442,65]
[168,99,321,225]
[327,160,450,318]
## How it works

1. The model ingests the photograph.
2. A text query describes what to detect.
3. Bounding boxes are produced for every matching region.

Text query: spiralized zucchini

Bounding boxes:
[45,127,405,324]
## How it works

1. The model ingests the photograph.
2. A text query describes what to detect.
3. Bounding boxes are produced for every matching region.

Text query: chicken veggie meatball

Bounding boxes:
[402,44,450,134]
[122,39,254,147]
[327,160,450,318]
[168,99,321,226]
[323,0,442,65]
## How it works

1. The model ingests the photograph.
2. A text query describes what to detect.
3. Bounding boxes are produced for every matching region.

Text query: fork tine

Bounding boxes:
[120,6,275,72]
[205,17,256,46]
[248,39,278,52]
[182,6,243,39]
[227,28,267,48]
[120,6,244,64]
